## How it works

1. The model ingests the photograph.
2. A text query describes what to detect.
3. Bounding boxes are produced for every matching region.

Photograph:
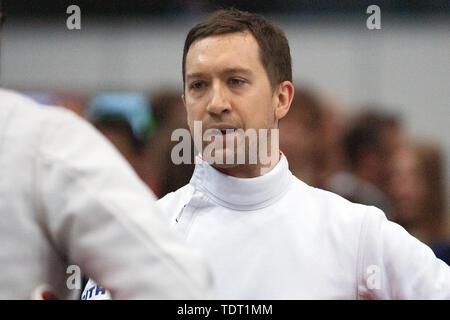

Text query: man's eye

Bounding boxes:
[229,78,245,86]
[191,81,206,90]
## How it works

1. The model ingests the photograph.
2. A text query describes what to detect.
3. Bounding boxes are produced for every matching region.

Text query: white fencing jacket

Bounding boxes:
[157,154,450,299]
[86,152,449,299]
[0,89,212,299]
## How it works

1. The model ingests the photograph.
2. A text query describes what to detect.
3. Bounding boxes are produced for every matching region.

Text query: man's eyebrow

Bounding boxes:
[186,72,208,80]
[186,68,253,80]
[221,67,253,76]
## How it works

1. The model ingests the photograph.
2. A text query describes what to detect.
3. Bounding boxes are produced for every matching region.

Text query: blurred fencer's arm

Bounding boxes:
[35,108,212,299]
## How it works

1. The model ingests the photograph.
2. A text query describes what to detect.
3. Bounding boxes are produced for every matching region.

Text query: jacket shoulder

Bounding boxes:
[289,176,387,226]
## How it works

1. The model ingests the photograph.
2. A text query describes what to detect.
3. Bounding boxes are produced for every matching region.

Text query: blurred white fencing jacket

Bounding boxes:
[87,152,450,299]
[0,89,212,299]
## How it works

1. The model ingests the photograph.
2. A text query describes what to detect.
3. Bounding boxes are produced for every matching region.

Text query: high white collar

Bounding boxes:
[189,153,293,210]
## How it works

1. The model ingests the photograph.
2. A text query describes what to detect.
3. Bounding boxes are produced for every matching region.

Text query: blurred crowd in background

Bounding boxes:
[20,85,450,264]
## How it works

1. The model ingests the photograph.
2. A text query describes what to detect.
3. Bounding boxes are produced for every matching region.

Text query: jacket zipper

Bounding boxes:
[175,204,187,223]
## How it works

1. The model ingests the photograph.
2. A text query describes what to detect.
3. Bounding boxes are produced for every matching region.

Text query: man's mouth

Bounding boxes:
[204,125,241,138]
[219,129,238,135]
[203,128,242,146]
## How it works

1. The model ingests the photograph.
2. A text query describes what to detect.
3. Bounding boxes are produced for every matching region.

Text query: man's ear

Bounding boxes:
[274,81,294,121]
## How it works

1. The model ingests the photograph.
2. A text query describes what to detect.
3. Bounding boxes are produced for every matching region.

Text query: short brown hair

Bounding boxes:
[182,8,292,91]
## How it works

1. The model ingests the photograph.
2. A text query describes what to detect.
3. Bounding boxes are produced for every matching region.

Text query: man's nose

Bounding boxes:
[206,83,231,115]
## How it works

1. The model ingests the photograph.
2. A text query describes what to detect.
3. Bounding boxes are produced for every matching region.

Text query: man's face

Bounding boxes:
[183,32,278,166]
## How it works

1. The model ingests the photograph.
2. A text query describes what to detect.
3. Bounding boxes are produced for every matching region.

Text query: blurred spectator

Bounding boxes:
[314,93,347,189]
[279,87,348,189]
[387,141,450,251]
[279,86,324,186]
[149,90,195,198]
[326,110,405,214]
[83,90,194,199]
[85,92,160,194]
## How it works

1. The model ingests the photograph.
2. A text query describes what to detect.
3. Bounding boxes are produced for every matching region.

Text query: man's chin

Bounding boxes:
[203,148,239,167]
[212,162,239,169]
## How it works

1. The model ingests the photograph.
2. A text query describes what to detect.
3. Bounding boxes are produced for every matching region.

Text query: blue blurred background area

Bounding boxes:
[1,1,449,259]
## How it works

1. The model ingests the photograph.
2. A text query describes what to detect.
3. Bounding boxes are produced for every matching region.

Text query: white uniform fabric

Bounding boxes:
[158,154,450,299]
[0,89,212,300]
[84,153,450,299]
